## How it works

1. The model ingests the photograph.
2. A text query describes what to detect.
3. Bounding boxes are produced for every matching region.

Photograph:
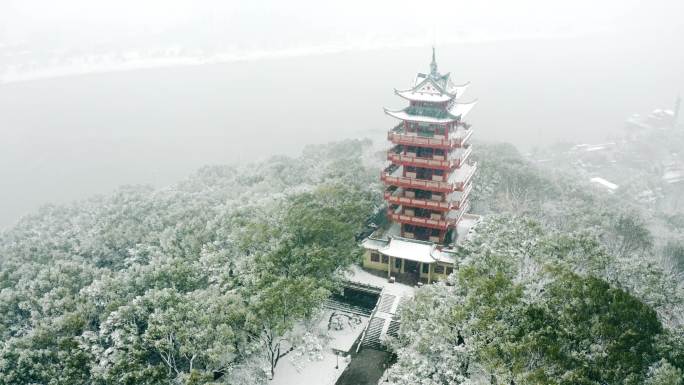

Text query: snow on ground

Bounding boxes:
[322,309,369,353]
[271,306,368,385]
[346,265,415,298]
[271,349,350,385]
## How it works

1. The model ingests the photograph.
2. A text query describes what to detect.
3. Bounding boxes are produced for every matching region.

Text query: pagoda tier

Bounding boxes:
[387,144,472,170]
[384,99,477,124]
[380,163,477,193]
[381,48,477,243]
[395,81,469,103]
[384,184,472,212]
[387,123,473,149]
[387,201,470,231]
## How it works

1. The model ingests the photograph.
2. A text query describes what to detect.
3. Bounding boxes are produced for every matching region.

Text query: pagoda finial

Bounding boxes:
[430,46,438,77]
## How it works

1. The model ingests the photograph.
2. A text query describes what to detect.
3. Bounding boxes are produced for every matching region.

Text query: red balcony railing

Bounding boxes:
[387,129,473,150]
[383,191,452,211]
[387,211,452,230]
[381,163,477,193]
[387,146,472,170]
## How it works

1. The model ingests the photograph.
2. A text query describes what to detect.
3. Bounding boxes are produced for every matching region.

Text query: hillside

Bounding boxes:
[1,139,683,384]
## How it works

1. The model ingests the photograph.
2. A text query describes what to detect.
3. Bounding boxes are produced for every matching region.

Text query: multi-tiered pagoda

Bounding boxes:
[362,49,480,284]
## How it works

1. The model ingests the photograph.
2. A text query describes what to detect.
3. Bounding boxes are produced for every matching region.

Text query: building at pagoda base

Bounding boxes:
[362,49,481,284]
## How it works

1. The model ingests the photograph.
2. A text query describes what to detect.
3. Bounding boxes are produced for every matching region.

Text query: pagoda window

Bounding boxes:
[414,190,432,200]
[413,227,431,240]
[414,208,432,218]
[416,168,428,179]
[431,228,440,236]
[370,252,380,263]
[422,263,429,274]
[395,258,402,269]
[416,147,434,158]
[434,265,445,274]
[417,125,436,138]
[382,254,389,264]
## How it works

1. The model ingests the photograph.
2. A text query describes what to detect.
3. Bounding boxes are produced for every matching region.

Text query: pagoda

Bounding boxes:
[361,49,480,284]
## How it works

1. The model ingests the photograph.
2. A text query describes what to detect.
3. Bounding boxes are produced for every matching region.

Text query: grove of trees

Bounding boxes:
[2,139,683,384]
[386,143,684,384]
[0,140,380,384]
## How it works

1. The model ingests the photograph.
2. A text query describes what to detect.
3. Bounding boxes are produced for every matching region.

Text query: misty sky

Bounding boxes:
[2,0,682,50]
[1,0,683,229]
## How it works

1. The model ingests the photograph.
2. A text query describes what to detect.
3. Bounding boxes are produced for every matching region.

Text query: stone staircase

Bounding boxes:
[361,317,386,350]
[357,291,409,351]
[386,319,400,338]
[377,294,396,313]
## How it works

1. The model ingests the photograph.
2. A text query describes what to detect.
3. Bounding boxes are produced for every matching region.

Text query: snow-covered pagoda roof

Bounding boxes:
[360,212,482,263]
[385,48,476,123]
[361,236,459,265]
[384,99,478,123]
[381,238,435,263]
[395,78,470,103]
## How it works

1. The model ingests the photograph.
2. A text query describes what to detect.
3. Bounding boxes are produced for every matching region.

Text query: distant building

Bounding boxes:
[663,159,684,184]
[626,96,681,130]
[361,49,480,284]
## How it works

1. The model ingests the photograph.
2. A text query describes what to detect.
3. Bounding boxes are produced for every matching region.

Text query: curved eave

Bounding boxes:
[448,99,478,120]
[447,81,471,98]
[404,76,453,96]
[394,89,453,103]
[384,108,458,124]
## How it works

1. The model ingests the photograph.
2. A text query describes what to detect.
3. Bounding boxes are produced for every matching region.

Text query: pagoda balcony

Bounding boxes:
[387,126,473,150]
[384,185,471,211]
[387,209,452,230]
[384,189,451,211]
[450,181,473,209]
[386,202,470,231]
[449,162,477,191]
[446,201,470,226]
[381,163,477,193]
[387,146,472,170]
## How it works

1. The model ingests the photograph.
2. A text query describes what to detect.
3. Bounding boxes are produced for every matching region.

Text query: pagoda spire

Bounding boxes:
[430,46,439,77]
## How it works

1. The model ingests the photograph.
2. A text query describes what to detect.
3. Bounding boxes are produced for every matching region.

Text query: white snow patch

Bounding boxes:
[270,349,349,385]
[590,177,618,192]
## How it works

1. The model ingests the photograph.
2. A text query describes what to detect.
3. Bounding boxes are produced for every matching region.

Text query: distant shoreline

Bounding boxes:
[0,32,584,85]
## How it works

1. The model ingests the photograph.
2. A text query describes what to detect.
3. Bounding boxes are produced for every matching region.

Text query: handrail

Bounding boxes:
[387,129,473,149]
[384,191,451,210]
[356,289,384,353]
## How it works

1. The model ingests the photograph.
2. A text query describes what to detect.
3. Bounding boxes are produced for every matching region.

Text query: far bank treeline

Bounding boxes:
[1,140,683,385]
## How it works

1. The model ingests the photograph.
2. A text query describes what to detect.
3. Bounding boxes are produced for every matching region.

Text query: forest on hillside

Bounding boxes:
[1,140,683,384]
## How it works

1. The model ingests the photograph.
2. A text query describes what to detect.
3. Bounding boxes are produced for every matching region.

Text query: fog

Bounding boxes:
[1,0,683,228]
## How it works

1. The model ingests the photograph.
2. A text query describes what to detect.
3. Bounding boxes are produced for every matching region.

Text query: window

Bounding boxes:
[446,267,454,275]
[370,252,380,263]
[395,258,402,269]
[422,263,429,274]
[382,254,389,264]
[434,265,445,274]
